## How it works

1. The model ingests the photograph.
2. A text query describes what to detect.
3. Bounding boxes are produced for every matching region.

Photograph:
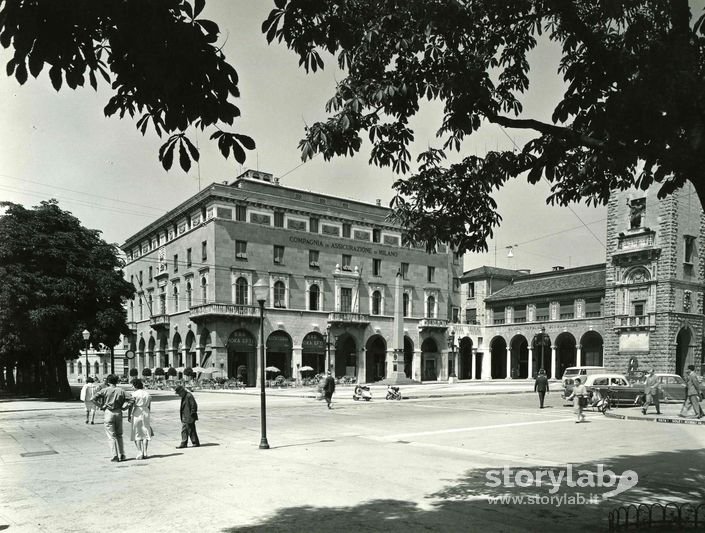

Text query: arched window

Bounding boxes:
[427,295,435,318]
[77,361,82,375]
[94,362,100,375]
[186,282,192,308]
[403,293,409,317]
[130,301,134,322]
[103,361,108,374]
[235,277,249,305]
[138,299,143,320]
[309,284,320,311]
[148,294,153,315]
[69,360,75,374]
[173,285,179,312]
[200,277,207,304]
[274,281,286,308]
[372,290,382,315]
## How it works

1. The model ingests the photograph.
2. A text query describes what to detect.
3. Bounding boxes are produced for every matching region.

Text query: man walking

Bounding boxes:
[534,369,549,408]
[680,365,703,418]
[322,371,336,409]
[174,385,200,448]
[91,374,128,462]
[642,369,661,415]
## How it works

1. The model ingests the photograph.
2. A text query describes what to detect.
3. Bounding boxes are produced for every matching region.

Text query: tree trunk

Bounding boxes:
[54,353,72,399]
[5,365,15,391]
[0,365,6,390]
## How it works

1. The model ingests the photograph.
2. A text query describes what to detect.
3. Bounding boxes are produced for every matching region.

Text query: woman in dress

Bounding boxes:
[127,379,153,459]
[567,377,588,423]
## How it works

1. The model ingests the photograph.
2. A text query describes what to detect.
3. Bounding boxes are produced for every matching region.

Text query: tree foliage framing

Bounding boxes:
[263,0,705,253]
[0,0,255,172]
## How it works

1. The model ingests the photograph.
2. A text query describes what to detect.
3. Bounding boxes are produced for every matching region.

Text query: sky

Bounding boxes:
[0,0,609,274]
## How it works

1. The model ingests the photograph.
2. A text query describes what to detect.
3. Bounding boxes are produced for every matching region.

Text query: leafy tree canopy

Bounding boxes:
[0,0,254,172]
[0,200,134,395]
[264,0,705,253]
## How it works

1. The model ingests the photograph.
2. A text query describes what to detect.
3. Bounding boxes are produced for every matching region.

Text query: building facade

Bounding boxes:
[453,183,705,380]
[120,171,462,385]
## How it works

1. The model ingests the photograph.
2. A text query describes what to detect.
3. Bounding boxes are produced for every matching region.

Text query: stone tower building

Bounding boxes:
[603,182,705,375]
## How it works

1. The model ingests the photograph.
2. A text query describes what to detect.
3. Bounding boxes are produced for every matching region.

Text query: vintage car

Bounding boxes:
[561,366,607,397]
[585,373,686,408]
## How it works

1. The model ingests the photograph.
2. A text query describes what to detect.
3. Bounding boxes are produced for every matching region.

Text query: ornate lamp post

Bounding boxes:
[82,329,90,381]
[537,326,546,372]
[253,279,270,450]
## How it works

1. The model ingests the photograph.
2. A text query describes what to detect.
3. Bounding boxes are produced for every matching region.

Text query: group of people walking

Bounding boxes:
[80,374,200,462]
[533,365,704,422]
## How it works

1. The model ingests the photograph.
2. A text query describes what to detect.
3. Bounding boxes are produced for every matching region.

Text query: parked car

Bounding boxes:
[562,366,607,397]
[653,374,687,402]
[585,373,686,408]
[580,373,634,407]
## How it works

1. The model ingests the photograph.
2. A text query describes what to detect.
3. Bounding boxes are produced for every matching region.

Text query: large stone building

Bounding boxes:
[120,170,462,385]
[453,183,705,380]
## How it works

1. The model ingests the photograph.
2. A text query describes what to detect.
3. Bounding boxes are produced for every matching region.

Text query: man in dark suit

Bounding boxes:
[534,369,549,408]
[174,385,200,448]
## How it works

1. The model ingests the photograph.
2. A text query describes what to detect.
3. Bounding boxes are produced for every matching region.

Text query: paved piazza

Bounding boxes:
[1,386,704,532]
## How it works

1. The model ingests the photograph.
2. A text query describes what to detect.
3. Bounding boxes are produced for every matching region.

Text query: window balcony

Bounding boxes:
[190,303,260,321]
[615,314,655,330]
[149,314,170,329]
[418,318,449,330]
[328,312,370,326]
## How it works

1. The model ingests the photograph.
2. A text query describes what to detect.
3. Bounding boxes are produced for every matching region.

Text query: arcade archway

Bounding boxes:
[459,337,474,380]
[676,327,694,377]
[490,336,507,379]
[266,331,293,379]
[302,332,326,374]
[580,331,603,367]
[335,334,357,379]
[555,332,577,379]
[421,337,439,381]
[404,336,414,378]
[365,335,387,383]
[510,335,529,378]
[227,329,256,385]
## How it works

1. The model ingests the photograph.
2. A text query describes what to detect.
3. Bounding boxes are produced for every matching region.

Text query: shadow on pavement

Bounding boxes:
[144,453,184,459]
[222,449,705,533]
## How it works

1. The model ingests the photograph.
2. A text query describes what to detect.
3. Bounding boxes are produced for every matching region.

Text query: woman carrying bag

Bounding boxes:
[567,377,588,423]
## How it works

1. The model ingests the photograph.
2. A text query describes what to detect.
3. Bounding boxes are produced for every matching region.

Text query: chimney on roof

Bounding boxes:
[375,199,382,206]
[552,265,564,271]
[517,269,531,274]
[236,169,274,183]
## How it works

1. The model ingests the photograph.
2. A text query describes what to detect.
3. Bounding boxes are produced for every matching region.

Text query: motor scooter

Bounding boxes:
[386,385,402,400]
[353,384,372,401]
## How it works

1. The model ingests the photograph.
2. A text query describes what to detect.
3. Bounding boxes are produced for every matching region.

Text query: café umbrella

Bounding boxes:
[265,366,280,373]
[299,366,314,372]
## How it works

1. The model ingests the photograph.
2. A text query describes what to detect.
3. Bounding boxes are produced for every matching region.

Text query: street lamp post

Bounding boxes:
[82,329,90,381]
[253,279,270,450]
[538,326,546,373]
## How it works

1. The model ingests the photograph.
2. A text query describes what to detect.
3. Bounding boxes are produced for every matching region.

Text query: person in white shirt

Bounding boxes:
[79,377,97,424]
[567,377,588,423]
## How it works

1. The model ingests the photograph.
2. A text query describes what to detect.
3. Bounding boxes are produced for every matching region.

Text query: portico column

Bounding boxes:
[181,347,188,367]
[527,347,534,379]
[292,346,302,383]
[550,345,557,379]
[505,347,512,379]
[471,349,477,380]
[412,350,422,382]
[576,345,582,367]
[483,351,492,380]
